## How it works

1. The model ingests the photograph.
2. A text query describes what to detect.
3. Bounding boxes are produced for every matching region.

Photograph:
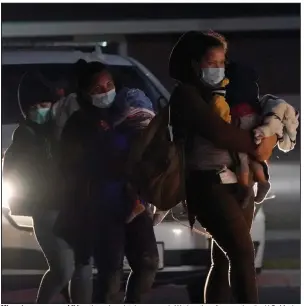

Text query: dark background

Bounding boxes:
[2,3,301,94]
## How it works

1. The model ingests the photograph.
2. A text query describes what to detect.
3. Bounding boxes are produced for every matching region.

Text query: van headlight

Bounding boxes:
[2,181,14,209]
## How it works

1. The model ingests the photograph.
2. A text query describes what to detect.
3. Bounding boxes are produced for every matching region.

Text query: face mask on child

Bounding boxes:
[201,68,225,86]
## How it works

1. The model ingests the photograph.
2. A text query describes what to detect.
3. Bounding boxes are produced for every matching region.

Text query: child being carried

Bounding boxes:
[212,63,299,206]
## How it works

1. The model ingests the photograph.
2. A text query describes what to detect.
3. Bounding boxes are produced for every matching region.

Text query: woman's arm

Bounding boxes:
[173,84,274,161]
[52,93,80,140]
[174,84,257,152]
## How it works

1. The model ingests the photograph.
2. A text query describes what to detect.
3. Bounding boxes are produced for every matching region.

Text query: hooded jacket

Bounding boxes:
[3,73,61,214]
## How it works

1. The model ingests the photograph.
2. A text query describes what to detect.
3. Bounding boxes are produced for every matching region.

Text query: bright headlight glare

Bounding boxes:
[2,181,14,209]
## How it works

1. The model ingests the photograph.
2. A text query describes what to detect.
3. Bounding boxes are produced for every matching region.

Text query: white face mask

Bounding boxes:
[91,89,116,108]
[201,68,225,86]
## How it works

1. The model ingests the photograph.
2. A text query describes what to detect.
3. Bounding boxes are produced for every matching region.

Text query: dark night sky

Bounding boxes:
[1,3,300,22]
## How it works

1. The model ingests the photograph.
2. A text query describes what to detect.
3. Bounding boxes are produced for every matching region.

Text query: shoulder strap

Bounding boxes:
[127,106,166,173]
[167,101,187,207]
[228,118,241,170]
[165,103,174,142]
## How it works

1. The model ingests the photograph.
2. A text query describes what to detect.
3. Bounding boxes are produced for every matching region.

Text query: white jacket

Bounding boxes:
[255,95,299,152]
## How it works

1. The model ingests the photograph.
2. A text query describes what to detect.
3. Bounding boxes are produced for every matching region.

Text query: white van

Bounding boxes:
[1,46,266,293]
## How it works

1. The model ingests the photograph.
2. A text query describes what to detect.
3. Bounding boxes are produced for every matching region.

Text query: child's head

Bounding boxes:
[18,72,57,124]
[169,30,227,86]
[225,62,259,107]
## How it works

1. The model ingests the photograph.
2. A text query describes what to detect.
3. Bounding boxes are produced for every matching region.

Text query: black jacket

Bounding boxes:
[3,120,62,215]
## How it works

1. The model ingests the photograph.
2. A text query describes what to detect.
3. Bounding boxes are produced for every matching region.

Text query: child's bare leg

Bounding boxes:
[238,171,249,186]
[126,201,146,223]
[251,161,271,204]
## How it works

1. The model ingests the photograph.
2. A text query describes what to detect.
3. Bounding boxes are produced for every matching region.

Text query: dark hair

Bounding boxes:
[225,62,260,107]
[75,59,108,91]
[169,31,227,83]
[206,30,228,53]
[226,62,258,82]
[19,72,56,116]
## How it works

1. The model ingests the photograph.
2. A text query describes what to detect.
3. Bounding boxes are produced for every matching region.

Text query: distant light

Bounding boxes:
[172,228,182,236]
[101,41,108,47]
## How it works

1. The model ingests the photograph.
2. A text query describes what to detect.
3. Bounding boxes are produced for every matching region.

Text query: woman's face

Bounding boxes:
[200,47,226,69]
[88,71,115,95]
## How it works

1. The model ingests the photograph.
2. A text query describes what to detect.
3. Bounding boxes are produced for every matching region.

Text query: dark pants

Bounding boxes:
[92,210,159,303]
[33,210,93,304]
[186,170,258,304]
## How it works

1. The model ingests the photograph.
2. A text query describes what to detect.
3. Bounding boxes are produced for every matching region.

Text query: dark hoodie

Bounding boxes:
[169,31,258,170]
[3,73,60,214]
[54,86,155,250]
[59,88,154,194]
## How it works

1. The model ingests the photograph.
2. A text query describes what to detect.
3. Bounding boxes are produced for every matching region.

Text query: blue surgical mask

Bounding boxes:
[201,68,225,86]
[28,108,51,124]
[91,89,116,108]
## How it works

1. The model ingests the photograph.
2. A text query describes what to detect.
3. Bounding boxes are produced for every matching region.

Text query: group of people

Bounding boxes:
[3,30,298,304]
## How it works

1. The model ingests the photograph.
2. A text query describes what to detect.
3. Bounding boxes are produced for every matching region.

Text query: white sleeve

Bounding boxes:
[274,103,298,152]
[283,104,299,141]
[261,114,284,137]
[277,131,296,152]
[255,101,288,139]
[52,93,80,140]
[259,96,299,152]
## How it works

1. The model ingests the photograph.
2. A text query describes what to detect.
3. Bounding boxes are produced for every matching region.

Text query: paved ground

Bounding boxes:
[263,158,300,230]
[265,240,300,260]
[150,285,301,304]
[263,232,300,269]
[2,285,300,304]
[266,229,301,240]
[2,234,300,303]
[2,270,300,304]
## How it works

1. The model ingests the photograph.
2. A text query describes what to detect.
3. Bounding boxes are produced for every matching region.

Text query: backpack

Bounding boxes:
[126,104,186,211]
[2,124,56,216]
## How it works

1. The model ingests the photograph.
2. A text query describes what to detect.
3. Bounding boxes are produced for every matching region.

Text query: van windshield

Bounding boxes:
[2,64,163,125]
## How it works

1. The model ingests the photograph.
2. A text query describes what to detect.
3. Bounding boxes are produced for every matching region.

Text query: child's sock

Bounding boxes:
[255,181,271,204]
[126,200,146,224]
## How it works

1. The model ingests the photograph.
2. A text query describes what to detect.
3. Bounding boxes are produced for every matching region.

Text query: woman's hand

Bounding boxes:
[254,134,278,161]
